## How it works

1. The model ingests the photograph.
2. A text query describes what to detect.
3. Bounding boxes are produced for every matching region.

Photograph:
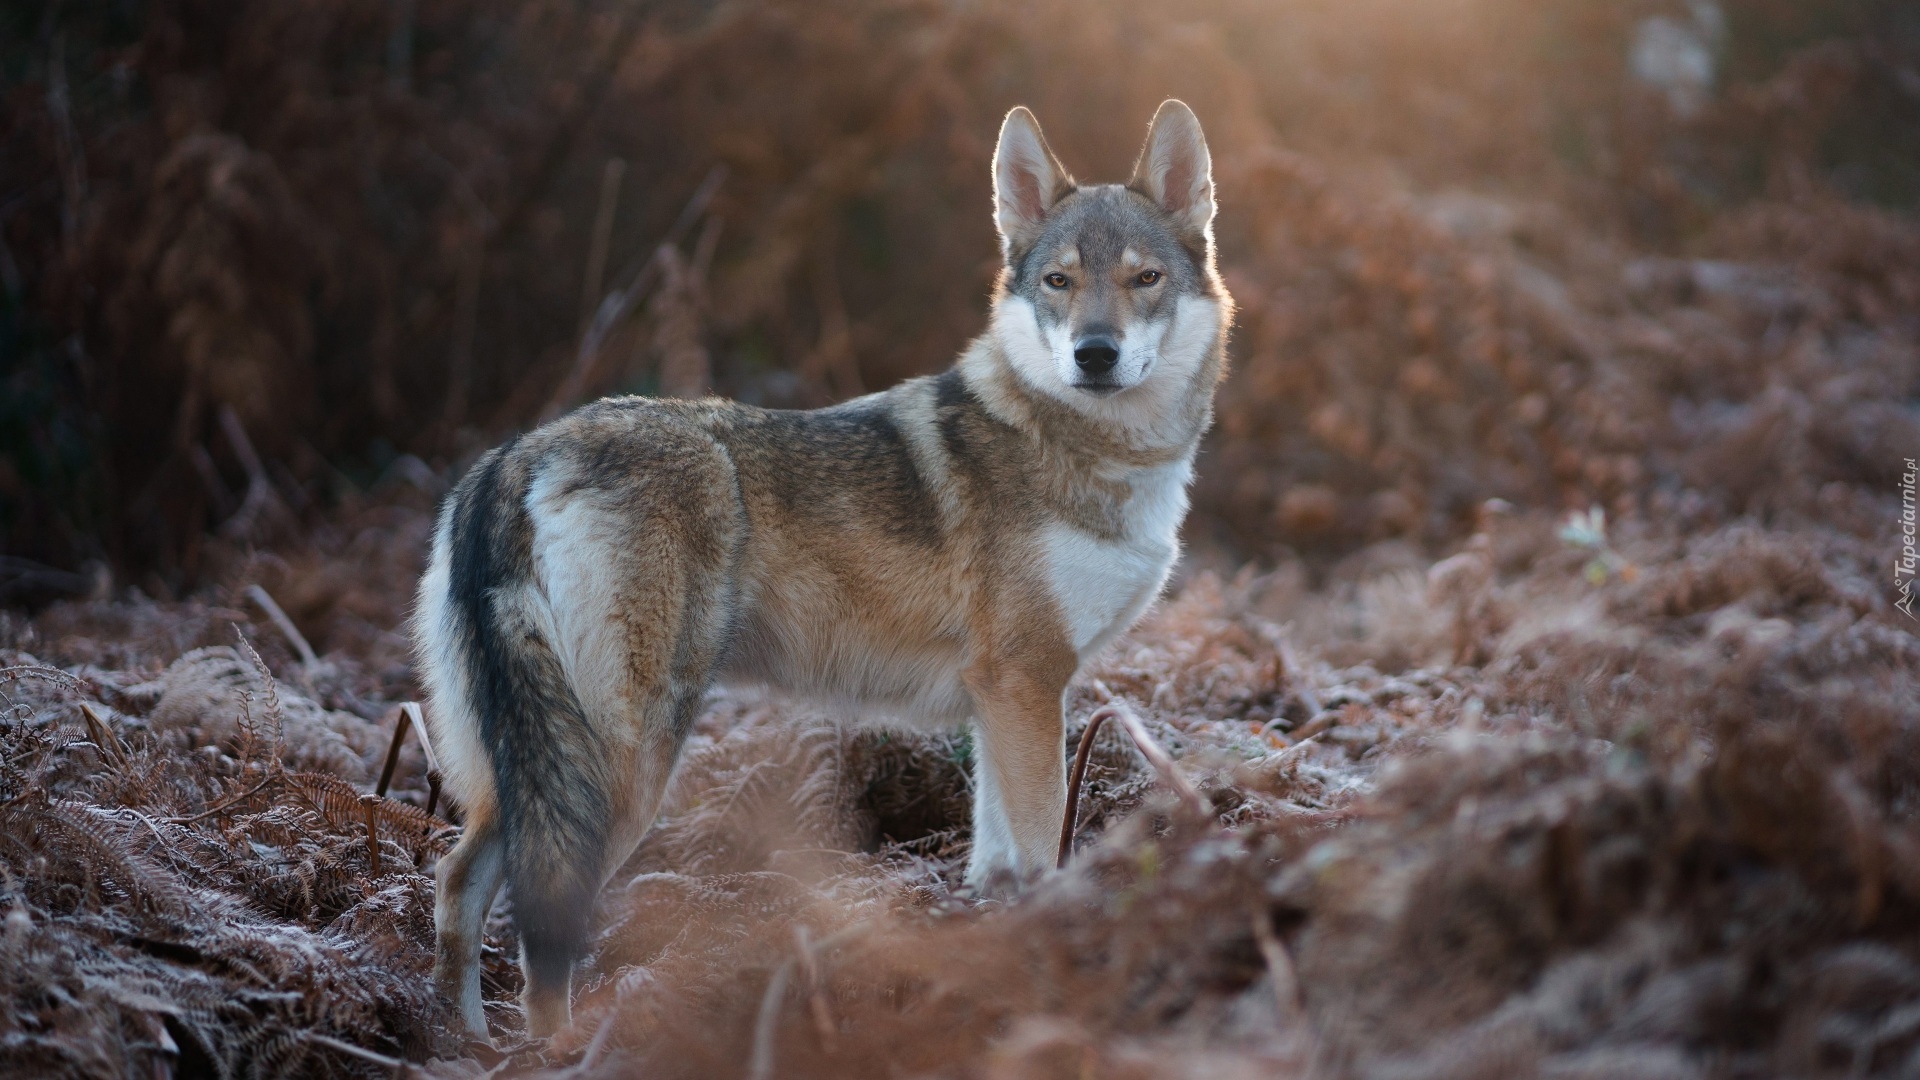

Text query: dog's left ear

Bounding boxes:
[1129,100,1214,245]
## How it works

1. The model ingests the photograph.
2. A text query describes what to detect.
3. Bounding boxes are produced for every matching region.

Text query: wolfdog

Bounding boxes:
[413,99,1233,1041]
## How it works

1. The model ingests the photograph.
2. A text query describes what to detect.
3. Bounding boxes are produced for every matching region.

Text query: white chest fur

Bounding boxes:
[1040,456,1193,657]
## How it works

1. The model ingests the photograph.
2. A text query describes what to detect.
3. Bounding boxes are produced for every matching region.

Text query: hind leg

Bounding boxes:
[511,556,735,1035]
[512,420,744,1038]
[435,805,507,1042]
[516,746,682,1037]
[518,891,585,1039]
[515,694,705,1038]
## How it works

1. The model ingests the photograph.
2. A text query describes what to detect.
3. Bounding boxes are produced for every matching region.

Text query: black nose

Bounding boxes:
[1074,337,1119,374]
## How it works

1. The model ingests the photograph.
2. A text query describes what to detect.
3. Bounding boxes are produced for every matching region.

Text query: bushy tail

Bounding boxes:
[444,443,611,988]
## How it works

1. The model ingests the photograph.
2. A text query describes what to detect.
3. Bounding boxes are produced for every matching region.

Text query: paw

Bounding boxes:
[963,864,1024,900]
[459,1015,494,1049]
[963,850,1043,899]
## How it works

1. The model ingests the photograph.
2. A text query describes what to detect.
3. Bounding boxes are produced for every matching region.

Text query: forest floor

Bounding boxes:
[5,471,1918,1079]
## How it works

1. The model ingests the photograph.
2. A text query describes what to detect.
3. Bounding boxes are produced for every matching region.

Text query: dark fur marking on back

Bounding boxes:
[931,369,977,464]
[931,368,1022,496]
[745,402,944,549]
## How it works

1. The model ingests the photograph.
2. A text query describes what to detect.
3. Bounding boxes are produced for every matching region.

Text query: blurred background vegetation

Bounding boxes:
[3,0,1917,600]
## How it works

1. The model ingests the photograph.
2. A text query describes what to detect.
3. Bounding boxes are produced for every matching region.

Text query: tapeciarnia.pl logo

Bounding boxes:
[1900,457,1918,621]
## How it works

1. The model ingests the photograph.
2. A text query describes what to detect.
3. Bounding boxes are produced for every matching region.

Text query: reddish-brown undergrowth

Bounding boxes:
[5,498,1918,1077]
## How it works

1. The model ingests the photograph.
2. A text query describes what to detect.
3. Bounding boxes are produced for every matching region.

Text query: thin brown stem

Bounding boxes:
[375,705,412,798]
[1058,707,1114,869]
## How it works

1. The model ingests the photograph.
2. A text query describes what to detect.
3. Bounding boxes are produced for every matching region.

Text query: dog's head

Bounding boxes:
[987,100,1228,413]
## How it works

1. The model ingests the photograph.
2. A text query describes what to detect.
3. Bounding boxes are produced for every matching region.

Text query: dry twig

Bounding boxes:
[246,585,317,669]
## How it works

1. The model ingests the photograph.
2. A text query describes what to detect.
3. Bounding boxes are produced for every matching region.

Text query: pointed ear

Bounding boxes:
[993,106,1073,258]
[1129,100,1214,243]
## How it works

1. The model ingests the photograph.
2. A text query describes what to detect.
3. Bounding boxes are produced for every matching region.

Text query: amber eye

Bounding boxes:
[1136,269,1162,286]
[1044,272,1070,289]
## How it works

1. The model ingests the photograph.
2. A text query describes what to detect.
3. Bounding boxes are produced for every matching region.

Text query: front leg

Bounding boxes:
[963,649,1073,894]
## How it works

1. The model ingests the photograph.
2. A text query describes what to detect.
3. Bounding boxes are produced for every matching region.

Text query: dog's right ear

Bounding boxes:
[993,106,1073,260]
